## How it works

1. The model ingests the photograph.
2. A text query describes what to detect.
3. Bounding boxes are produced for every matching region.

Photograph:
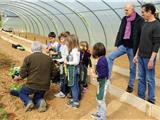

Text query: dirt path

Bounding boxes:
[0,32,156,120]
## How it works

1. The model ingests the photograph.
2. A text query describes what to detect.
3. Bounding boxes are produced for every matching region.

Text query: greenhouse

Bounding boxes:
[0,0,160,120]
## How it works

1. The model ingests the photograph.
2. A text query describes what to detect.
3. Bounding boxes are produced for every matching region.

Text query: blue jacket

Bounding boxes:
[96,56,109,79]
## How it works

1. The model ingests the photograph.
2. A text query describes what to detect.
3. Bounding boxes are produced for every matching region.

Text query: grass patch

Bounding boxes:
[0,106,8,120]
[0,53,14,69]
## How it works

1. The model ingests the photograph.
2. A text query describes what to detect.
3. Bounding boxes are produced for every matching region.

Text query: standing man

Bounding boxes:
[134,3,160,104]
[107,3,144,93]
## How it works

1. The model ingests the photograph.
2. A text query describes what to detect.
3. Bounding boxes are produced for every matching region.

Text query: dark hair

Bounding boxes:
[65,31,70,35]
[142,3,156,15]
[92,42,106,58]
[80,41,89,50]
[48,32,56,38]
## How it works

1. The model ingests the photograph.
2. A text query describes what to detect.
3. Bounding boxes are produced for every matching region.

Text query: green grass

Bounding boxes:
[0,107,8,120]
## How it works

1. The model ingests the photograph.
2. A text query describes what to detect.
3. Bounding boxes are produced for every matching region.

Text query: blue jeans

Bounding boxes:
[59,64,70,95]
[70,67,80,102]
[138,57,155,103]
[107,45,136,88]
[19,86,45,107]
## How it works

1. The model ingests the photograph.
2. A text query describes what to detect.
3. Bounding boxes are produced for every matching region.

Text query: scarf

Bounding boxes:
[123,12,136,39]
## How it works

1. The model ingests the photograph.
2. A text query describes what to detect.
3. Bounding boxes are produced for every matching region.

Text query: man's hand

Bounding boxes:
[13,75,22,81]
[148,59,154,69]
[133,55,138,64]
[147,52,157,69]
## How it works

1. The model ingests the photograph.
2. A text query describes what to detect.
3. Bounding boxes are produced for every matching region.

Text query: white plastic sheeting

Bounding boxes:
[0,0,160,49]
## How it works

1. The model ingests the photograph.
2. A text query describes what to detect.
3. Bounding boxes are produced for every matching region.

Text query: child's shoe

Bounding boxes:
[70,102,79,109]
[66,93,72,98]
[67,99,74,105]
[38,99,47,112]
[91,112,100,118]
[91,112,106,120]
[25,101,34,112]
[54,91,65,98]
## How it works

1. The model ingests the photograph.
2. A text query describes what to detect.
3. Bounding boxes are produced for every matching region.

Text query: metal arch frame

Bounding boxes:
[10,9,34,32]
[7,3,44,35]
[42,1,77,36]
[5,4,41,34]
[76,0,107,46]
[2,8,35,32]
[10,10,31,32]
[3,7,38,33]
[0,3,40,34]
[55,1,91,44]
[8,8,36,33]
[12,1,48,36]
[39,0,66,32]
[136,1,160,11]
[16,1,54,36]
[137,0,143,6]
[0,4,38,33]
[102,0,122,20]
[1,8,29,32]
[23,0,59,35]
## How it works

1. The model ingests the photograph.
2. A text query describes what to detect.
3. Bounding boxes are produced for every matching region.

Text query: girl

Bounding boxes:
[54,32,69,98]
[65,34,80,108]
[79,41,92,93]
[91,42,110,120]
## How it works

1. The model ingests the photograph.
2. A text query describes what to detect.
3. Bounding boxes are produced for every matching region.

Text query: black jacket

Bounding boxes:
[115,13,144,55]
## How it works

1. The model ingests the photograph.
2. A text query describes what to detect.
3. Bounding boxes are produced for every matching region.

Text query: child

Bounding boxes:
[79,41,92,93]
[54,32,69,98]
[91,42,109,120]
[46,32,59,58]
[64,34,80,108]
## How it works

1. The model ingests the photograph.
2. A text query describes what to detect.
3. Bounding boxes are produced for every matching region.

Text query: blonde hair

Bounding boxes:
[58,32,68,40]
[66,34,79,53]
[80,41,89,50]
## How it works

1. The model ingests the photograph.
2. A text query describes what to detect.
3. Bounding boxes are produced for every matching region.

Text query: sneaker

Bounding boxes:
[67,99,74,105]
[66,93,72,98]
[91,112,105,120]
[25,101,34,112]
[126,85,133,93]
[38,99,47,112]
[148,100,155,104]
[70,102,79,109]
[54,91,65,98]
[91,112,100,117]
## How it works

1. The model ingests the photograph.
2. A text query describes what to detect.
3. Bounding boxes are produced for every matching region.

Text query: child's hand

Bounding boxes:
[64,59,68,64]
[52,52,58,55]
